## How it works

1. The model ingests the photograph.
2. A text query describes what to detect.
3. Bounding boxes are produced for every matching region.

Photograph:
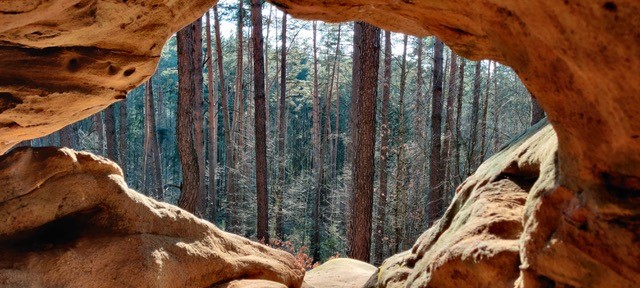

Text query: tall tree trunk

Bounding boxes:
[413,38,425,234]
[346,21,363,249]
[468,61,482,171]
[104,106,117,160]
[479,60,492,162]
[59,124,75,149]
[311,21,324,260]
[428,37,444,226]
[443,51,458,201]
[324,23,341,243]
[177,18,205,215]
[227,1,243,233]
[347,21,380,263]
[530,97,545,125]
[275,12,287,240]
[205,10,218,222]
[332,30,342,194]
[393,35,408,254]
[454,59,466,186]
[213,6,233,229]
[93,112,104,155]
[144,78,164,200]
[374,30,392,266]
[251,0,269,243]
[118,100,128,178]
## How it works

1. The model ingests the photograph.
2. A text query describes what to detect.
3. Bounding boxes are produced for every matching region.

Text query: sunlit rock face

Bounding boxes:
[0,0,216,153]
[0,147,305,288]
[303,258,376,288]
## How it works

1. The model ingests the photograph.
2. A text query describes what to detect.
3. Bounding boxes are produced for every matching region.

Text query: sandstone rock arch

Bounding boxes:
[1,0,639,287]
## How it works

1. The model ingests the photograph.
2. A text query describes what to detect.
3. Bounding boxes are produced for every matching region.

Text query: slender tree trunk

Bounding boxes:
[347,21,380,263]
[59,125,75,149]
[145,78,164,200]
[311,21,325,260]
[530,97,545,125]
[274,12,287,240]
[332,31,342,193]
[479,60,492,162]
[251,0,269,243]
[118,100,127,178]
[374,30,392,265]
[454,59,466,186]
[227,1,244,233]
[468,61,482,171]
[324,23,341,242]
[393,35,408,254]
[413,38,425,230]
[205,10,218,222]
[104,106,117,160]
[213,6,233,229]
[443,51,458,201]
[93,112,104,155]
[428,38,445,226]
[177,18,205,215]
[324,24,342,189]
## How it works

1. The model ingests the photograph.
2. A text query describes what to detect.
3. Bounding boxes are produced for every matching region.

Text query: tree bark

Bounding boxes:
[144,78,164,200]
[468,61,482,171]
[251,0,269,243]
[58,124,75,149]
[213,6,234,229]
[454,59,466,186]
[328,24,342,197]
[393,34,408,254]
[275,12,287,240]
[374,30,392,266]
[227,0,243,233]
[428,38,445,226]
[93,112,104,155]
[205,10,218,222]
[310,21,325,261]
[347,21,380,263]
[118,100,127,178]
[176,18,205,216]
[530,97,545,125]
[479,60,492,162]
[443,51,458,201]
[104,105,117,160]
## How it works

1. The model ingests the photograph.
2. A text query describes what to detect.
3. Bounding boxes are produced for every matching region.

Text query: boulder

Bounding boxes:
[367,121,555,287]
[214,280,288,288]
[0,0,217,152]
[303,258,376,288]
[0,147,305,288]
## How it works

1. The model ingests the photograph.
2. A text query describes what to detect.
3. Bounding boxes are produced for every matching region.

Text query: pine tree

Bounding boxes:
[374,30,392,265]
[427,38,444,226]
[176,18,205,215]
[251,0,269,243]
[347,21,380,263]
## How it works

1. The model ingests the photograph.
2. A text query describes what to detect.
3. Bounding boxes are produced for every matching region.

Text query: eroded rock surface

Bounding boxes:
[0,0,216,152]
[0,147,304,288]
[367,121,556,287]
[303,258,376,288]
